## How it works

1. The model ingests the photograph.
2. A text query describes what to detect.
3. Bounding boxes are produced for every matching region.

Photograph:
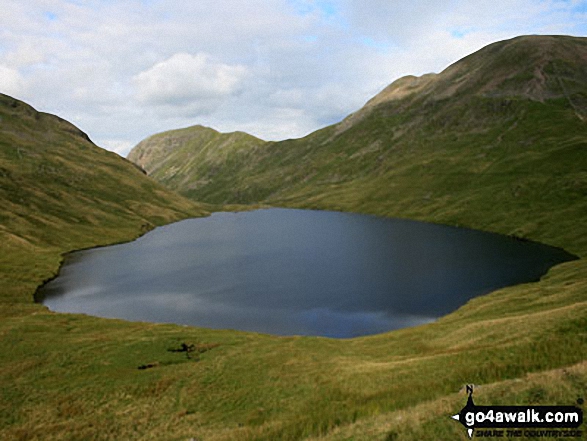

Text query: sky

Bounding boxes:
[1,1,586,156]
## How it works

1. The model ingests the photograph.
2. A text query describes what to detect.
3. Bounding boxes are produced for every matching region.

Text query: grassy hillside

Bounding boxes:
[1,35,586,441]
[0,93,207,314]
[129,35,587,254]
[127,125,267,202]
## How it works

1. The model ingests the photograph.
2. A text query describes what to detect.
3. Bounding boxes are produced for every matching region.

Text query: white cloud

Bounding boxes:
[134,53,248,110]
[4,42,45,68]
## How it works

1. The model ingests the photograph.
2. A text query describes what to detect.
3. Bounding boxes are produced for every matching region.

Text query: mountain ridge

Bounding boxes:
[335,34,587,135]
[127,123,268,197]
[127,35,587,256]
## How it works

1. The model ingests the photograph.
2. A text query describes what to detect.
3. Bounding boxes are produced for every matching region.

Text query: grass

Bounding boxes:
[2,261,585,440]
[305,361,587,441]
[2,35,587,440]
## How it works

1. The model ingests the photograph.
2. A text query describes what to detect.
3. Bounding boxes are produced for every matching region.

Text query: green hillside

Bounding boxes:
[1,35,586,440]
[0,93,207,312]
[129,35,587,254]
[128,125,267,202]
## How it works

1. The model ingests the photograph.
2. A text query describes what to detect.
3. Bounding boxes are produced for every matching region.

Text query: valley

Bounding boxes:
[1,35,586,440]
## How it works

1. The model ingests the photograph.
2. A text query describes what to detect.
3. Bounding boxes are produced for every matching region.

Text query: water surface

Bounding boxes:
[37,209,575,337]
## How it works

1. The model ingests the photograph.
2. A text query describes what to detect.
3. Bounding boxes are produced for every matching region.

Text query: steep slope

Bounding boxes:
[128,34,587,255]
[128,125,267,202]
[0,93,207,309]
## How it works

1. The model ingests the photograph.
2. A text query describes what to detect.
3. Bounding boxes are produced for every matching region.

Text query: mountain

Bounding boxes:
[0,93,206,307]
[2,36,587,441]
[128,35,587,254]
[128,125,266,202]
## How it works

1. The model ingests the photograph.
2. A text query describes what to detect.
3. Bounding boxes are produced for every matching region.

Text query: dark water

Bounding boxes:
[37,209,575,338]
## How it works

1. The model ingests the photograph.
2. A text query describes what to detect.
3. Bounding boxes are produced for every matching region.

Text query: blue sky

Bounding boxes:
[0,0,585,155]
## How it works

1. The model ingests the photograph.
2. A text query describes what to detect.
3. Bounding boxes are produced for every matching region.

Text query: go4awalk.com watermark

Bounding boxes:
[451,385,584,438]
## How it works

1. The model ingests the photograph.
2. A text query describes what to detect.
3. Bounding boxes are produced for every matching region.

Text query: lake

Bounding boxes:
[36,209,576,338]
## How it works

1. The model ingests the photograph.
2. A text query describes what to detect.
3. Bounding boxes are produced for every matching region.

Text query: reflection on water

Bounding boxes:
[37,209,576,338]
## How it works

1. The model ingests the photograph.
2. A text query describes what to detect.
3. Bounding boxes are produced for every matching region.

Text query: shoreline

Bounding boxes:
[31,204,581,338]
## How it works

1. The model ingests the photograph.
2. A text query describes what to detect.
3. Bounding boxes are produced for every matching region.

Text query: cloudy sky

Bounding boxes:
[1,1,586,156]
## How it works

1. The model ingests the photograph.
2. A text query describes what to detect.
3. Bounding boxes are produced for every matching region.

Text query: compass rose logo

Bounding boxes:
[451,385,476,439]
[450,385,583,439]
